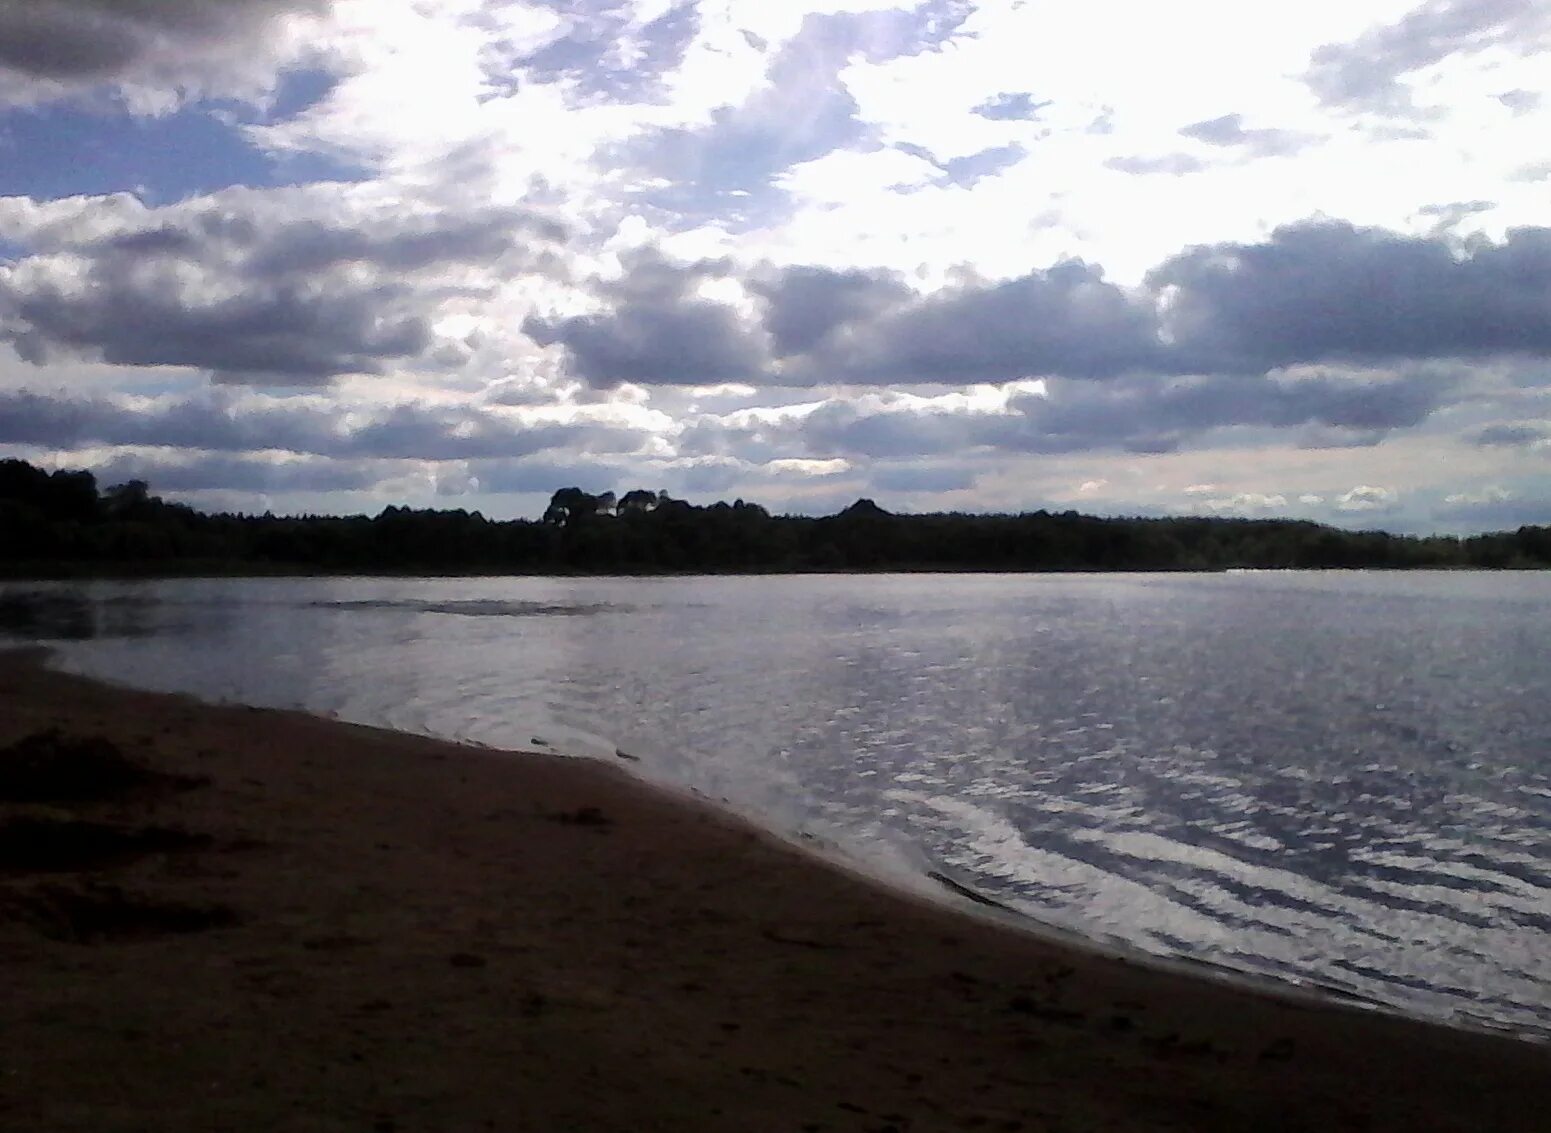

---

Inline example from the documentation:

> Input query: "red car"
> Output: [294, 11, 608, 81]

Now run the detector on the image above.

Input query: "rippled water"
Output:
[3, 571, 1549, 1038]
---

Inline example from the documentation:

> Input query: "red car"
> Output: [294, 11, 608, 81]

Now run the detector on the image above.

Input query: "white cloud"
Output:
[1444, 484, 1513, 506]
[1337, 484, 1400, 512]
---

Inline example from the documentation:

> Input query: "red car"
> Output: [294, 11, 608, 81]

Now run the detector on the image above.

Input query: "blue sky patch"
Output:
[0, 69, 361, 205]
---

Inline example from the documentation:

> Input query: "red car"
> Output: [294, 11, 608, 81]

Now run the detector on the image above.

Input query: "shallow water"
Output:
[3, 571, 1549, 1037]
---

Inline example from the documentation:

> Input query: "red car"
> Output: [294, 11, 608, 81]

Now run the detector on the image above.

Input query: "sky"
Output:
[0, 0, 1549, 533]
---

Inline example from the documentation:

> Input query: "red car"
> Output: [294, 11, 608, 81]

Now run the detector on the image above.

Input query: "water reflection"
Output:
[0, 588, 165, 641]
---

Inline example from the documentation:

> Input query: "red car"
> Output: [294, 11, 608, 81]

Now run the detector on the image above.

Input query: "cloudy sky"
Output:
[1, 0, 1549, 532]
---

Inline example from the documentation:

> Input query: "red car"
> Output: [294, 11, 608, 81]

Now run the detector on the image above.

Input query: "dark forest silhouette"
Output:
[2, 458, 1548, 577]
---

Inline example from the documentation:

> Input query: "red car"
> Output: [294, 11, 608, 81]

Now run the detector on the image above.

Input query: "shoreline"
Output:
[37, 638, 1541, 1050]
[6, 565, 1548, 583]
[1, 649, 1547, 1131]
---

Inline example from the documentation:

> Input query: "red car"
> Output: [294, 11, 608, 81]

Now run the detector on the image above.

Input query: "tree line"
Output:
[2, 458, 1548, 577]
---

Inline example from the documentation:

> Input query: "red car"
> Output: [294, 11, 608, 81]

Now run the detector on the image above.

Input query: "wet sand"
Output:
[1, 648, 1546, 1132]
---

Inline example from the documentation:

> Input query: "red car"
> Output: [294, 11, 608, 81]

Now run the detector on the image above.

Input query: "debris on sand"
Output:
[0, 729, 201, 804]
[0, 880, 237, 943]
[0, 816, 211, 873]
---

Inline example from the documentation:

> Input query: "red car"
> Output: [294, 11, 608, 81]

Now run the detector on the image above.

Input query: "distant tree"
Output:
[840, 498, 890, 517]
[543, 487, 598, 526]
[619, 488, 658, 514]
[104, 479, 152, 519]
[3, 455, 1549, 578]
[0, 460, 100, 523]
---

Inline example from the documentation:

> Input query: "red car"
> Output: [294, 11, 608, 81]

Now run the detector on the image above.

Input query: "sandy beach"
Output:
[0, 648, 1546, 1132]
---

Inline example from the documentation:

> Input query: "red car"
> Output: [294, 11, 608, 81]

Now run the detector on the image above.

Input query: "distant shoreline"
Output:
[1, 648, 1547, 1131]
[7, 458, 1550, 577]
[3, 561, 1544, 582]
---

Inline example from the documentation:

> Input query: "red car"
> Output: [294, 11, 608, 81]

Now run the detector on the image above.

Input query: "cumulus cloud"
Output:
[749, 265, 912, 357]
[530, 221, 1551, 395]
[0, 0, 336, 111]
[522, 248, 766, 388]
[1150, 221, 1551, 373]
[792, 262, 1162, 385]
[0, 388, 647, 463]
[1443, 484, 1514, 506]
[1305, 0, 1551, 117]
[1182, 491, 1290, 516]
[1336, 485, 1400, 513]
[986, 369, 1448, 456]
[0, 188, 568, 383]
[677, 363, 1450, 469]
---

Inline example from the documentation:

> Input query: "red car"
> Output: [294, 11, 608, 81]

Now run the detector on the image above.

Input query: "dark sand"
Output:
[1, 649, 1546, 1132]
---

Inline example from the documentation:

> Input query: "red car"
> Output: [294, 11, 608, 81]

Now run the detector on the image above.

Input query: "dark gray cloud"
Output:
[533, 222, 1551, 393]
[1417, 199, 1495, 232]
[749, 265, 911, 357]
[673, 416, 778, 463]
[871, 463, 978, 493]
[1178, 113, 1316, 158]
[1118, 370, 1448, 434]
[543, 255, 1162, 390]
[800, 261, 1163, 385]
[523, 249, 765, 387]
[676, 460, 744, 496]
[796, 400, 973, 458]
[468, 456, 634, 495]
[523, 302, 763, 388]
[614, 0, 973, 228]
[986, 372, 1447, 456]
[774, 366, 1453, 464]
[1305, 0, 1551, 116]
[0, 194, 566, 383]
[972, 91, 1050, 121]
[0, 0, 332, 105]
[6, 268, 426, 384]
[240, 207, 570, 276]
[1105, 153, 1205, 176]
[1150, 221, 1551, 373]
[0, 389, 644, 462]
[479, 1, 700, 105]
[1471, 422, 1549, 446]
[90, 451, 380, 495]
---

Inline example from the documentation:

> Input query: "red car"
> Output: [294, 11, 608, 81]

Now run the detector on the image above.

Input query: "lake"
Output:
[2, 570, 1548, 1038]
